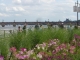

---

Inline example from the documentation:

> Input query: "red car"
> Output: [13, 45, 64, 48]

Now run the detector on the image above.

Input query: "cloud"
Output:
[18, 7, 25, 11]
[40, 0, 55, 4]
[0, 3, 5, 6]
[12, 7, 18, 11]
[0, 0, 76, 22]
[12, 0, 55, 6]
[5, 6, 25, 12]
[66, 0, 74, 3]
[0, 13, 9, 17]
[5, 7, 12, 12]
[12, 0, 21, 4]
[22, 0, 33, 4]
[15, 14, 21, 16]
[12, 0, 33, 5]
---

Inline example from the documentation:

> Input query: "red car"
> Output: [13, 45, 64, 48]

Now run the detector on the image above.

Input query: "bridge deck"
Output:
[0, 22, 78, 25]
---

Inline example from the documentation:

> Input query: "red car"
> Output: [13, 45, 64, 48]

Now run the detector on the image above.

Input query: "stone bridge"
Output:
[0, 21, 79, 27]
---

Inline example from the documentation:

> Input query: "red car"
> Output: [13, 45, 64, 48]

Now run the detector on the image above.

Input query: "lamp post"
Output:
[76, 0, 79, 26]
[73, 0, 80, 26]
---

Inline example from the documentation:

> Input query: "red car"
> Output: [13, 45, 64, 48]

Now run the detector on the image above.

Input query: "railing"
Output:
[0, 30, 15, 37]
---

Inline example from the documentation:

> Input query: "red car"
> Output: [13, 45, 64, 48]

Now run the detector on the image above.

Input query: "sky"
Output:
[0, 0, 79, 22]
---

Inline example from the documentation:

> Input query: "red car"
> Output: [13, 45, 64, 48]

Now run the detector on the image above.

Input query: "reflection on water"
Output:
[0, 25, 75, 37]
[0, 25, 74, 30]
[0, 25, 48, 30]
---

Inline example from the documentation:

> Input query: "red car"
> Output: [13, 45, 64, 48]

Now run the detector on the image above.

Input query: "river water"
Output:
[0, 25, 74, 30]
[0, 25, 75, 37]
[0, 25, 48, 30]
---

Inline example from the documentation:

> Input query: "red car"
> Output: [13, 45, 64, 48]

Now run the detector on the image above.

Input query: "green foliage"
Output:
[74, 25, 78, 29]
[9, 32, 23, 50]
[1, 27, 80, 59]
[0, 38, 9, 59]
[20, 30, 40, 50]
[9, 28, 80, 50]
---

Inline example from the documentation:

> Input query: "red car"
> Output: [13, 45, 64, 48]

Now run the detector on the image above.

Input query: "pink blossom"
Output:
[0, 55, 4, 60]
[20, 48, 27, 52]
[55, 46, 60, 52]
[70, 50, 74, 54]
[52, 50, 56, 54]
[15, 54, 20, 58]
[37, 53, 42, 58]
[27, 50, 34, 57]
[16, 54, 28, 59]
[70, 46, 75, 54]
[62, 53, 66, 56]
[72, 39, 76, 42]
[19, 51, 24, 54]
[18, 55, 25, 59]
[70, 46, 75, 50]
[10, 47, 16, 52]
[61, 43, 66, 48]
[36, 44, 40, 49]
[57, 43, 66, 51]
[23, 55, 28, 58]
[42, 42, 46, 47]
[50, 40, 57, 45]
[41, 43, 47, 50]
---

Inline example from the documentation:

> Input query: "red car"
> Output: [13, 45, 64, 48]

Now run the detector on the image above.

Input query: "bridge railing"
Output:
[0, 30, 16, 37]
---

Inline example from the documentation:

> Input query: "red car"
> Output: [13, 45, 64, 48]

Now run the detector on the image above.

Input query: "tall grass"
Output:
[1, 27, 80, 59]
[9, 28, 80, 50]
[9, 32, 23, 50]
[0, 38, 9, 59]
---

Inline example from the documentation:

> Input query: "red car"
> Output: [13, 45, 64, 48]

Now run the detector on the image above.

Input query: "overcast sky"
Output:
[0, 0, 79, 22]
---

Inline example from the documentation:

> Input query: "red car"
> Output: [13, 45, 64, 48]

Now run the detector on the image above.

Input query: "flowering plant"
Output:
[9, 39, 80, 60]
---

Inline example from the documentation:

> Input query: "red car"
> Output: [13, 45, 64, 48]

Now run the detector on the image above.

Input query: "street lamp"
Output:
[73, 0, 80, 26]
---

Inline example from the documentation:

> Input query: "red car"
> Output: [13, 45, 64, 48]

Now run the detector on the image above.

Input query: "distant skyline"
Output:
[0, 0, 80, 22]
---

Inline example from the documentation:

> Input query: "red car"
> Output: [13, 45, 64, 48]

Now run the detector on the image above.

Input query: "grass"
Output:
[8, 27, 80, 50]
[0, 27, 80, 59]
[0, 38, 9, 59]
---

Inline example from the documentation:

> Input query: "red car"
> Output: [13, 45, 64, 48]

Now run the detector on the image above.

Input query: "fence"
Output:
[0, 30, 15, 37]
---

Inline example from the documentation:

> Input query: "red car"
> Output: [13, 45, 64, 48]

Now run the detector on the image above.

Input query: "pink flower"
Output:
[70, 46, 75, 50]
[18, 55, 25, 59]
[16, 54, 28, 59]
[20, 48, 27, 52]
[62, 53, 66, 56]
[27, 50, 34, 56]
[19, 51, 24, 54]
[23, 55, 28, 58]
[0, 55, 4, 60]
[36, 44, 40, 49]
[70, 46, 75, 54]
[37, 53, 42, 58]
[52, 50, 56, 54]
[43, 42, 46, 47]
[41, 42, 47, 50]
[55, 46, 60, 52]
[50, 40, 57, 45]
[52, 41, 57, 45]
[70, 50, 74, 54]
[15, 54, 20, 58]
[61, 43, 66, 48]
[10, 47, 16, 52]
[72, 39, 76, 42]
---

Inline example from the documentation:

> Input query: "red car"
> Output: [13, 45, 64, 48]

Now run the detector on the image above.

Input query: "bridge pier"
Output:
[13, 23, 16, 27]
[1, 20, 5, 27]
[2, 24, 5, 27]
[13, 20, 16, 27]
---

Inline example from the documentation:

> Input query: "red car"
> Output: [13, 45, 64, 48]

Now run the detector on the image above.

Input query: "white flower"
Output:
[37, 46, 40, 49]
[37, 53, 42, 58]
